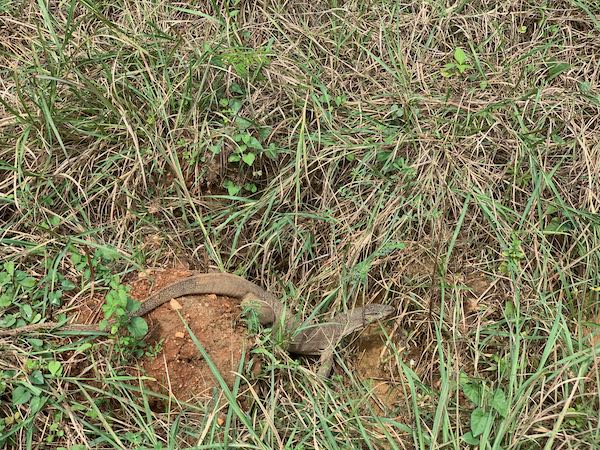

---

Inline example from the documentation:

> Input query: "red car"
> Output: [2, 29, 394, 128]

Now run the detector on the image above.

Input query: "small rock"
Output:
[170, 299, 183, 310]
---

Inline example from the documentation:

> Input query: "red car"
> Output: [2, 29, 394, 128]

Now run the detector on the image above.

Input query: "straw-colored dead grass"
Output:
[1, 0, 599, 448]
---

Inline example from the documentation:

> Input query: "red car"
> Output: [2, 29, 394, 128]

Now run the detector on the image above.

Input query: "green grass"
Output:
[1, 0, 600, 448]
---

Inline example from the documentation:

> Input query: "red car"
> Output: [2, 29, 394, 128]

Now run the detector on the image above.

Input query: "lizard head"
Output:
[361, 304, 396, 322]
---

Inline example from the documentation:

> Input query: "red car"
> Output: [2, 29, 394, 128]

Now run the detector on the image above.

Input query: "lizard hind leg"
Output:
[240, 292, 298, 354]
[317, 348, 336, 378]
[240, 293, 276, 327]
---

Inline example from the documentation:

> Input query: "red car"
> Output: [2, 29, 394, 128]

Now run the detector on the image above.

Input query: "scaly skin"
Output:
[286, 304, 395, 355]
[133, 273, 284, 324]
[0, 273, 395, 358]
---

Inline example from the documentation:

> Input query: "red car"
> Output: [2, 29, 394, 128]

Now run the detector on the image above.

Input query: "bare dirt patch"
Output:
[355, 326, 402, 414]
[353, 267, 507, 417]
[127, 269, 253, 405]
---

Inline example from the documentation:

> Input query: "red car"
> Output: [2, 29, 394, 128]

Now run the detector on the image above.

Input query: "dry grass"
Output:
[1, 0, 599, 448]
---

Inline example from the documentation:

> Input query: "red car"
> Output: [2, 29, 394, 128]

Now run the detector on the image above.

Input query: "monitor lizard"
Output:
[0, 272, 395, 376]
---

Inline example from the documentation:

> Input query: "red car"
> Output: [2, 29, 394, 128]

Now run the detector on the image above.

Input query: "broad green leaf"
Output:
[544, 218, 573, 234]
[0, 293, 12, 307]
[454, 47, 467, 65]
[230, 83, 244, 95]
[440, 67, 453, 78]
[126, 298, 141, 314]
[223, 180, 241, 196]
[462, 431, 480, 445]
[70, 251, 82, 266]
[243, 183, 257, 193]
[12, 385, 32, 405]
[118, 289, 128, 304]
[61, 279, 76, 291]
[233, 62, 247, 77]
[27, 338, 44, 348]
[235, 116, 252, 130]
[47, 361, 62, 376]
[227, 184, 241, 195]
[19, 277, 36, 288]
[4, 261, 15, 276]
[246, 136, 263, 150]
[242, 152, 256, 166]
[29, 394, 45, 411]
[470, 407, 489, 437]
[0, 314, 16, 328]
[209, 144, 222, 155]
[29, 370, 44, 385]
[579, 81, 591, 93]
[491, 388, 508, 417]
[462, 381, 482, 406]
[265, 143, 279, 159]
[25, 360, 38, 370]
[127, 317, 148, 338]
[504, 300, 515, 319]
[48, 290, 62, 306]
[547, 62, 570, 81]
[230, 99, 242, 114]
[258, 125, 272, 140]
[21, 304, 33, 320]
[457, 63, 471, 74]
[98, 247, 120, 261]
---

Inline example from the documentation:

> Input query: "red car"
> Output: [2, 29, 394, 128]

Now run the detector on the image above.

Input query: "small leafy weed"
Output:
[499, 234, 525, 274]
[69, 245, 147, 340]
[460, 373, 509, 446]
[212, 94, 285, 197]
[441, 47, 472, 78]
[375, 151, 416, 178]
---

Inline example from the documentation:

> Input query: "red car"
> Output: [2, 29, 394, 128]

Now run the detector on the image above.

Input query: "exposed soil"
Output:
[73, 268, 410, 409]
[355, 327, 402, 414]
[353, 268, 505, 418]
[127, 269, 253, 405]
